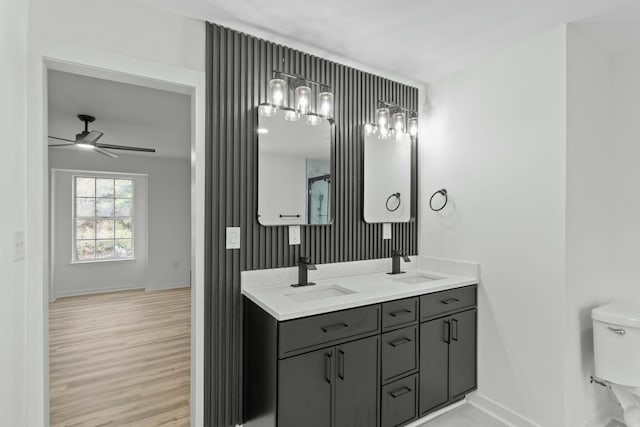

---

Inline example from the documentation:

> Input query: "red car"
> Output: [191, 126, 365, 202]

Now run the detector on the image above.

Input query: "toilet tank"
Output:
[593, 302, 640, 387]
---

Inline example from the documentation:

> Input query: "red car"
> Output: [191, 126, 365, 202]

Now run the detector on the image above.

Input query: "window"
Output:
[73, 176, 134, 262]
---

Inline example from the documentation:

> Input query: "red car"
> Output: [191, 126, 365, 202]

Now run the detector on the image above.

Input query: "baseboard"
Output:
[469, 393, 543, 427]
[51, 283, 146, 300]
[145, 282, 191, 291]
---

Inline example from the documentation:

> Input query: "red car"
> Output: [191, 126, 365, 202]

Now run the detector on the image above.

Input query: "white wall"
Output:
[49, 150, 191, 297]
[565, 26, 615, 427]
[0, 0, 29, 425]
[422, 27, 568, 427]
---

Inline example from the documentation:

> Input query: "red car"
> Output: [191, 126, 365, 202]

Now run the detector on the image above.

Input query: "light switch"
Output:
[13, 231, 25, 262]
[383, 223, 392, 240]
[289, 226, 301, 245]
[226, 227, 241, 249]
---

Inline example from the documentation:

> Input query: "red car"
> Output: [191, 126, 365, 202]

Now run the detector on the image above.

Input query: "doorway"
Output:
[26, 48, 206, 427]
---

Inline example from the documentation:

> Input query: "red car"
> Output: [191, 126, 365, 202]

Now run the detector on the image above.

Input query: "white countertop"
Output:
[242, 256, 479, 321]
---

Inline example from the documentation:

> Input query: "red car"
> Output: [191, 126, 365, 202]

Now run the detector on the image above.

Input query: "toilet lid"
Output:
[592, 302, 640, 328]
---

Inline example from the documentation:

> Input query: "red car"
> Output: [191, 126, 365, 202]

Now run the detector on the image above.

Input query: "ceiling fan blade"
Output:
[94, 146, 119, 159]
[96, 143, 156, 153]
[80, 130, 104, 145]
[48, 136, 76, 146]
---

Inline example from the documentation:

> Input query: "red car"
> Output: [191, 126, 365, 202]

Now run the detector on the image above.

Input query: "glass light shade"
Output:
[258, 103, 276, 117]
[284, 109, 300, 122]
[306, 114, 322, 126]
[376, 107, 390, 131]
[295, 85, 312, 115]
[318, 91, 334, 118]
[269, 78, 286, 107]
[409, 116, 419, 137]
[378, 126, 389, 140]
[393, 112, 406, 132]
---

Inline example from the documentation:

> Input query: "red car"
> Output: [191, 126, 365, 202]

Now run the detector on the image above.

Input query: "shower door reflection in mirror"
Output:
[258, 108, 333, 225]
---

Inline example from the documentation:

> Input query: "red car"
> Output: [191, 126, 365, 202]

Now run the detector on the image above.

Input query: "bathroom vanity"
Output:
[242, 262, 478, 427]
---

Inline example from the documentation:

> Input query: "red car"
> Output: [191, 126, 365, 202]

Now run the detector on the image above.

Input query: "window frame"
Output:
[71, 174, 136, 264]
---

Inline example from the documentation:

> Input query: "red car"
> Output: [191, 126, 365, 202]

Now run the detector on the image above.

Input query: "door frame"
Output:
[26, 44, 206, 427]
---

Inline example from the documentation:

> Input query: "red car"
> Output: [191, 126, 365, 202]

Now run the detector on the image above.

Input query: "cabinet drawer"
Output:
[381, 325, 418, 384]
[279, 305, 381, 358]
[420, 285, 476, 320]
[381, 374, 418, 427]
[382, 297, 418, 332]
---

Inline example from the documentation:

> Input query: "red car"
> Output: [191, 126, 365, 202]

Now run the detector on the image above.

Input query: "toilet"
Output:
[593, 302, 640, 427]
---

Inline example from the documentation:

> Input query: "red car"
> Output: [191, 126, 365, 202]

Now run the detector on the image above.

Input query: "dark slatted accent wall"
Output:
[205, 23, 419, 427]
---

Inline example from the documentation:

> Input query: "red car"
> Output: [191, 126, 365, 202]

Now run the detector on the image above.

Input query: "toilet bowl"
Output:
[593, 302, 640, 426]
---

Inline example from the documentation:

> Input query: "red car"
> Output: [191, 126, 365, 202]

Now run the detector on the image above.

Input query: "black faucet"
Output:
[389, 250, 411, 275]
[291, 256, 317, 287]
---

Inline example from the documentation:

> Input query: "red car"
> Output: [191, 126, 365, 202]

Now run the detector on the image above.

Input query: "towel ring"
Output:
[429, 189, 448, 212]
[386, 192, 401, 212]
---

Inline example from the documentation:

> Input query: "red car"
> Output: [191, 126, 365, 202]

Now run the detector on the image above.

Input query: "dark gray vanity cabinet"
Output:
[277, 335, 380, 427]
[244, 300, 381, 427]
[419, 286, 478, 416]
[244, 284, 477, 427]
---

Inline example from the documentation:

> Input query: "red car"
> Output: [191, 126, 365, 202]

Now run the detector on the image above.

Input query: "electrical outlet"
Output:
[226, 227, 241, 249]
[13, 231, 25, 262]
[289, 226, 301, 245]
[383, 223, 392, 240]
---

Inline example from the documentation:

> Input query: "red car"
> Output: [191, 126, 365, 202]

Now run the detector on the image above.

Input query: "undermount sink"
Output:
[285, 285, 356, 303]
[393, 273, 444, 285]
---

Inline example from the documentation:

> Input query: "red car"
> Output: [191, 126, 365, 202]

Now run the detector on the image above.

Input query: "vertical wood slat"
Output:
[205, 22, 419, 427]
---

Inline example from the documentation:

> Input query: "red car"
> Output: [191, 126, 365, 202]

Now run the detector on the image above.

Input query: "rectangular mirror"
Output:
[258, 109, 333, 225]
[363, 131, 413, 223]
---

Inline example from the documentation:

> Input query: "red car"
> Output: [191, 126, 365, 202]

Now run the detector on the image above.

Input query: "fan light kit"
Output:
[48, 115, 156, 158]
[365, 101, 418, 142]
[258, 70, 334, 125]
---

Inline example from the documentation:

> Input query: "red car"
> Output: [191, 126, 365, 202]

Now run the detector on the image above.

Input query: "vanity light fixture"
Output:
[368, 101, 418, 141]
[259, 70, 334, 127]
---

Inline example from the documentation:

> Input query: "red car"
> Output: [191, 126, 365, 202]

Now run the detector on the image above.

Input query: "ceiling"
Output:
[140, 0, 639, 83]
[48, 70, 191, 159]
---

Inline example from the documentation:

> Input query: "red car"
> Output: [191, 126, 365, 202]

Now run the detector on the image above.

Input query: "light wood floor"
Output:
[49, 288, 191, 427]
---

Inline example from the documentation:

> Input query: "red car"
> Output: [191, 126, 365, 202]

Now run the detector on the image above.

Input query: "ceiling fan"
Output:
[48, 114, 156, 158]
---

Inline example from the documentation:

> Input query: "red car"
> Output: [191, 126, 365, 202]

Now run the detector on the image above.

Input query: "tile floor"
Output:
[417, 404, 508, 427]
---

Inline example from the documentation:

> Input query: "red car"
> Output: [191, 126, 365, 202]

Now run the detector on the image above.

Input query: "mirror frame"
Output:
[361, 126, 418, 223]
[255, 106, 336, 227]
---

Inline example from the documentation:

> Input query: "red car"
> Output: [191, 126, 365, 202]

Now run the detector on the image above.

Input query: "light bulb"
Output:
[269, 78, 286, 107]
[318, 91, 333, 118]
[376, 107, 390, 131]
[409, 116, 418, 137]
[295, 85, 311, 115]
[284, 109, 300, 122]
[393, 112, 406, 132]
[307, 114, 321, 126]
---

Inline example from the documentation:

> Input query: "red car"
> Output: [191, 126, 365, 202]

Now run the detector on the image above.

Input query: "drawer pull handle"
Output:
[390, 386, 412, 398]
[609, 327, 626, 336]
[389, 337, 412, 347]
[451, 319, 459, 342]
[325, 352, 333, 384]
[322, 323, 348, 333]
[390, 309, 412, 317]
[441, 298, 460, 305]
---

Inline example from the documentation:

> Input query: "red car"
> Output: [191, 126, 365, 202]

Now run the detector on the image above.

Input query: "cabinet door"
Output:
[449, 309, 477, 398]
[419, 317, 450, 414]
[278, 348, 333, 427]
[334, 336, 380, 427]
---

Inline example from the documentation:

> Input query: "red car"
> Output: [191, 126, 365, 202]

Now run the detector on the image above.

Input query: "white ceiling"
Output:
[48, 70, 191, 159]
[140, 0, 639, 83]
